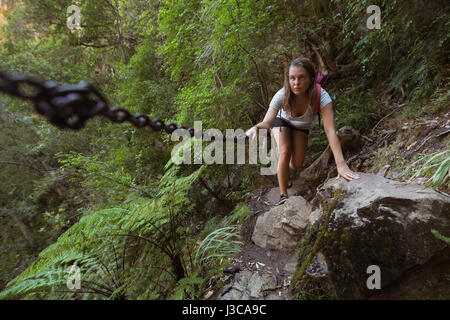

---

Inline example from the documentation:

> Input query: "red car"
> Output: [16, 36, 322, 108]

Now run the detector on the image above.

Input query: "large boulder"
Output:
[251, 196, 313, 251]
[290, 172, 450, 299]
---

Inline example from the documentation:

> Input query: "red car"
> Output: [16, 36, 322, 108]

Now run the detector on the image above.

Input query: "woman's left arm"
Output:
[320, 103, 360, 181]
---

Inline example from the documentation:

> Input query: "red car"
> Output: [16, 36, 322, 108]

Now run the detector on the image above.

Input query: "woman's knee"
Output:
[278, 149, 291, 162]
[290, 159, 304, 169]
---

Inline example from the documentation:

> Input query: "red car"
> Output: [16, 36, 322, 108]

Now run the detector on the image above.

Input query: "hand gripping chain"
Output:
[0, 71, 263, 144]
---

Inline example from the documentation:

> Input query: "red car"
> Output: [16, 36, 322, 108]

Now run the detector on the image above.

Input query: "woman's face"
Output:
[289, 66, 311, 96]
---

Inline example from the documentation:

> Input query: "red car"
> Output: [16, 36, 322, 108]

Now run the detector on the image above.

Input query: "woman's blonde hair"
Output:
[282, 57, 318, 116]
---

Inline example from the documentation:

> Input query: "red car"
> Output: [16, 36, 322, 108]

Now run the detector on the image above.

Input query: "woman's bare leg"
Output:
[289, 130, 308, 171]
[271, 127, 292, 195]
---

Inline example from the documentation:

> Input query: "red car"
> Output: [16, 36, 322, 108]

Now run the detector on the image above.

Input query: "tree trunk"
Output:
[173, 253, 186, 281]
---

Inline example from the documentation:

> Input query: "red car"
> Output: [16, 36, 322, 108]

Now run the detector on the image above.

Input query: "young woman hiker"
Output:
[246, 57, 360, 205]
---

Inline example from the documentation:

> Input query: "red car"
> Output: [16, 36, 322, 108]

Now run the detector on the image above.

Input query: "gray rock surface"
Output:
[323, 173, 449, 231]
[251, 196, 313, 251]
[217, 194, 313, 301]
[292, 172, 450, 299]
[220, 270, 283, 300]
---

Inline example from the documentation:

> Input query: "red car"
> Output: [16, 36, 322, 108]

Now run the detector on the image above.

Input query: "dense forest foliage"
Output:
[0, 0, 448, 299]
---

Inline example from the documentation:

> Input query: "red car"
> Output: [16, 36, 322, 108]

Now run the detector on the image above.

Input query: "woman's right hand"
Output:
[245, 126, 258, 140]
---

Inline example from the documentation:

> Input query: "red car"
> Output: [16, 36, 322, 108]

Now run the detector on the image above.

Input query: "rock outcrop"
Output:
[251, 196, 313, 251]
[291, 172, 450, 299]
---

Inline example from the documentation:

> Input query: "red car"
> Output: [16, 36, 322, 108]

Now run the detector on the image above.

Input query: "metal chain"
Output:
[0, 71, 260, 143]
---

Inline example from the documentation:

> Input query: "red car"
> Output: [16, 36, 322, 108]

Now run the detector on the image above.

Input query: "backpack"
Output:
[313, 71, 329, 127]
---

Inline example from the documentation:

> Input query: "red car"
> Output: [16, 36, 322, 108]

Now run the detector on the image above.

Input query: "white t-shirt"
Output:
[269, 87, 332, 130]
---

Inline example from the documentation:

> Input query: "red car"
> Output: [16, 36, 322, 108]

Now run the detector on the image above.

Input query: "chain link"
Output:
[0, 71, 265, 144]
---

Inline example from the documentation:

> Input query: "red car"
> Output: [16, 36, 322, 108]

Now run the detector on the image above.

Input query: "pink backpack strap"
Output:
[314, 83, 322, 115]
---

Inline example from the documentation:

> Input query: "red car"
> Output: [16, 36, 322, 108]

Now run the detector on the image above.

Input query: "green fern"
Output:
[170, 270, 205, 300]
[194, 226, 243, 266]
[402, 149, 450, 190]
[224, 202, 252, 224]
[431, 229, 450, 245]
[0, 203, 136, 299]
[0, 158, 212, 299]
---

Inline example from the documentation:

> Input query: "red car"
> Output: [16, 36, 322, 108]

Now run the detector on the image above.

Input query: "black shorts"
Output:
[272, 117, 309, 135]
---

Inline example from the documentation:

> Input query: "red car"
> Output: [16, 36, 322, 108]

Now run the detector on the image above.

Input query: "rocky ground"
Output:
[349, 111, 450, 194]
[209, 187, 297, 300]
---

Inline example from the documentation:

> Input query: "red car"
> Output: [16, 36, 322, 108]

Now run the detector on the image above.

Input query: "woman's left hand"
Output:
[336, 163, 360, 181]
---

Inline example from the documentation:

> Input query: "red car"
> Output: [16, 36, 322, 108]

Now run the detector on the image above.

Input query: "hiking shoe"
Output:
[277, 194, 288, 205]
[287, 180, 293, 188]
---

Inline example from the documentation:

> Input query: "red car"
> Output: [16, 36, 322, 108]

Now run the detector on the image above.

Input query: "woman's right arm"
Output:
[256, 107, 279, 130]
[246, 87, 283, 138]
[246, 107, 279, 138]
